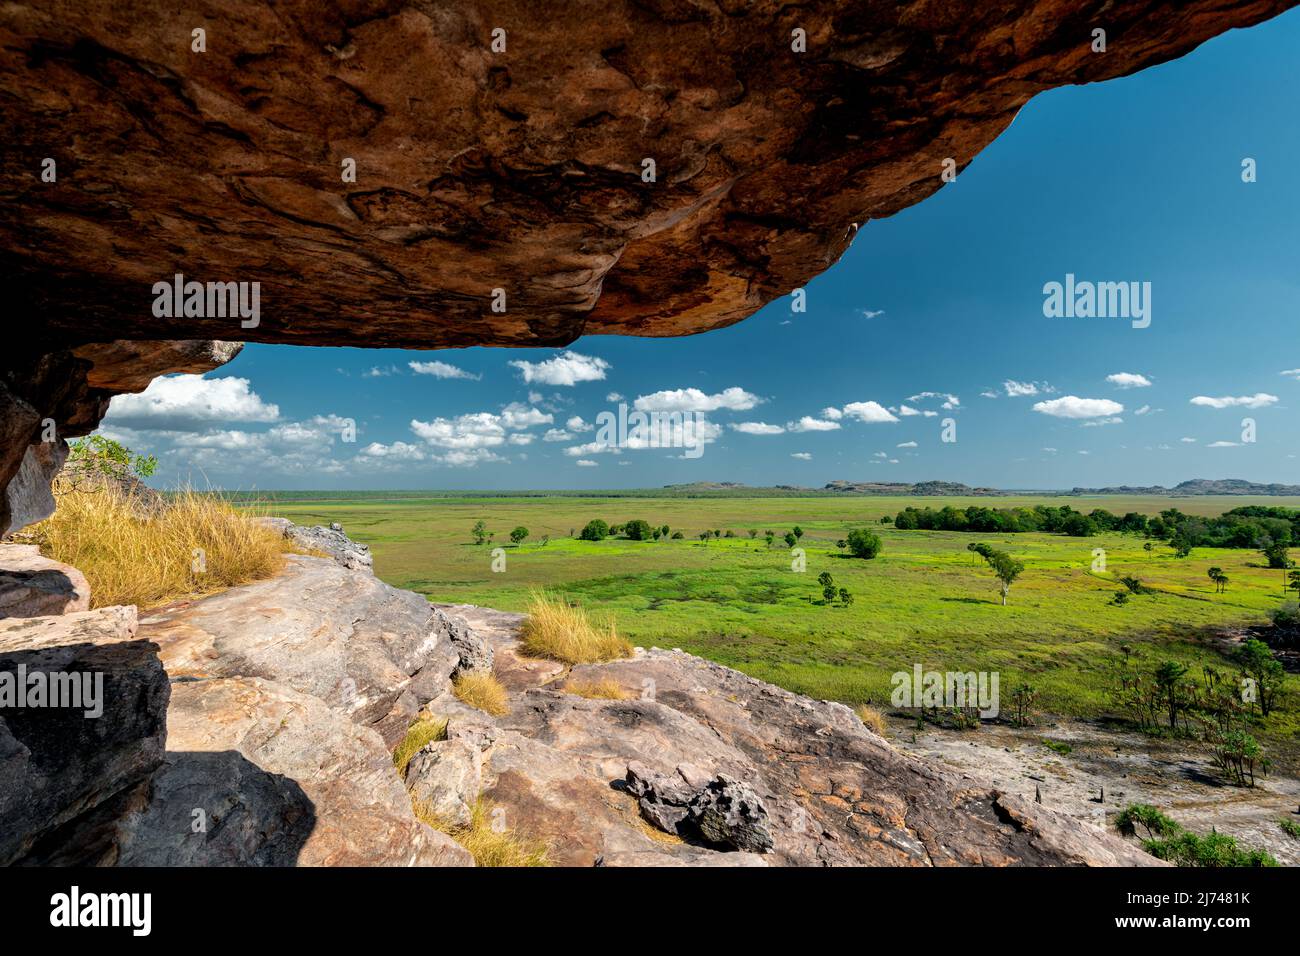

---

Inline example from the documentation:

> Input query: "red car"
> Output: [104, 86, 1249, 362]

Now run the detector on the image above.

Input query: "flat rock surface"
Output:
[899, 717, 1300, 866]
[140, 555, 462, 745]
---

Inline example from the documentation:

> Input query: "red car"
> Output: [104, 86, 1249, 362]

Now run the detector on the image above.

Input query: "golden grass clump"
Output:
[452, 670, 510, 717]
[856, 704, 888, 737]
[33, 485, 286, 609]
[412, 798, 548, 867]
[519, 589, 634, 664]
[392, 714, 449, 777]
[564, 676, 631, 700]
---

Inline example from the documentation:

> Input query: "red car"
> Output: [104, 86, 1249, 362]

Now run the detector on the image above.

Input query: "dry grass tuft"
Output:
[392, 714, 449, 777]
[452, 670, 509, 717]
[519, 589, 634, 664]
[564, 676, 631, 700]
[33, 485, 286, 609]
[412, 798, 549, 867]
[856, 704, 888, 737]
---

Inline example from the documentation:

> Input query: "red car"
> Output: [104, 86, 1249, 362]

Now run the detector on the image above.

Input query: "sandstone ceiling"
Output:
[0, 0, 1295, 532]
[3, 0, 1295, 353]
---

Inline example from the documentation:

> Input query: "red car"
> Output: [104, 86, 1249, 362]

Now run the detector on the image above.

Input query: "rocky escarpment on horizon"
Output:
[2, 522, 1160, 866]
[1, 0, 1296, 531]
[1070, 479, 1300, 496]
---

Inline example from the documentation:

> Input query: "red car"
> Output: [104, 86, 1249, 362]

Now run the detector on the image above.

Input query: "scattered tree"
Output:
[623, 519, 654, 541]
[471, 520, 490, 545]
[579, 519, 609, 541]
[845, 528, 882, 559]
[509, 526, 529, 546]
[984, 550, 1024, 606]
[1238, 639, 1283, 717]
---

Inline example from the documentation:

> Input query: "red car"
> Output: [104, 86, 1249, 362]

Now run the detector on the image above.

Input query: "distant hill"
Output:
[822, 480, 1012, 496]
[1069, 478, 1300, 496]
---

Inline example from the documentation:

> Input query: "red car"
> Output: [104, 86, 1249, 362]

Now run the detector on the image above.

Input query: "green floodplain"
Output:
[241, 492, 1300, 743]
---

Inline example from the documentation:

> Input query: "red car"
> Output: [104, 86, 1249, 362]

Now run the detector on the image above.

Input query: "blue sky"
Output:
[106, 10, 1300, 491]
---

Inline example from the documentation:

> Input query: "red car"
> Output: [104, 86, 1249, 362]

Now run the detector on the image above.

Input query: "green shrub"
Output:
[623, 519, 654, 540]
[579, 519, 609, 541]
[845, 528, 882, 559]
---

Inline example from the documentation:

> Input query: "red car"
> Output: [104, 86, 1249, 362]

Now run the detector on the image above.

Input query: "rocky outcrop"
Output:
[77, 676, 471, 866]
[406, 738, 482, 829]
[260, 517, 375, 573]
[0, 543, 90, 618]
[1, 522, 1162, 866]
[4, 0, 1293, 350]
[0, 341, 237, 535]
[0, 605, 168, 865]
[139, 555, 471, 747]
[0, 2, 1294, 524]
[626, 762, 775, 852]
[422, 604, 1159, 866]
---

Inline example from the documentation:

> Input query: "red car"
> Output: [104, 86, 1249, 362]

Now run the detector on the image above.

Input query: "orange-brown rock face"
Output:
[0, 1, 1294, 531]
[2, 0, 1295, 351]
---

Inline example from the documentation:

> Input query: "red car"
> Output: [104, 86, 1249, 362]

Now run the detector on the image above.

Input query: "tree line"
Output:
[894, 504, 1297, 559]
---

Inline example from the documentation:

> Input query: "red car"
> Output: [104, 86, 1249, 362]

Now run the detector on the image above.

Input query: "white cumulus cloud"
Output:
[731, 422, 785, 435]
[408, 360, 481, 381]
[1189, 393, 1278, 409]
[105, 375, 280, 431]
[1032, 396, 1124, 419]
[633, 386, 760, 413]
[841, 401, 900, 423]
[509, 351, 610, 386]
[1106, 372, 1152, 389]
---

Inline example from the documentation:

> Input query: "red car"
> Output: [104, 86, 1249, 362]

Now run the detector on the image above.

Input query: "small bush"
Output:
[1279, 818, 1300, 840]
[1143, 831, 1278, 868]
[856, 704, 887, 736]
[392, 714, 448, 777]
[564, 677, 630, 700]
[35, 484, 286, 609]
[579, 519, 609, 541]
[1115, 803, 1277, 866]
[453, 671, 509, 717]
[1271, 601, 1300, 628]
[519, 590, 634, 664]
[1115, 803, 1181, 840]
[845, 528, 882, 559]
[413, 798, 548, 867]
[1041, 738, 1072, 756]
[623, 519, 654, 540]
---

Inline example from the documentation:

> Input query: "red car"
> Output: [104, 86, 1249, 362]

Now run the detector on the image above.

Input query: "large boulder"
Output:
[71, 676, 471, 867]
[0, 605, 168, 865]
[0, 542, 90, 618]
[139, 554, 464, 747]
[405, 739, 483, 829]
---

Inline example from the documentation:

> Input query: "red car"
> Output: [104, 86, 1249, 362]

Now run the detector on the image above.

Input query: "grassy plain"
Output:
[247, 493, 1300, 737]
